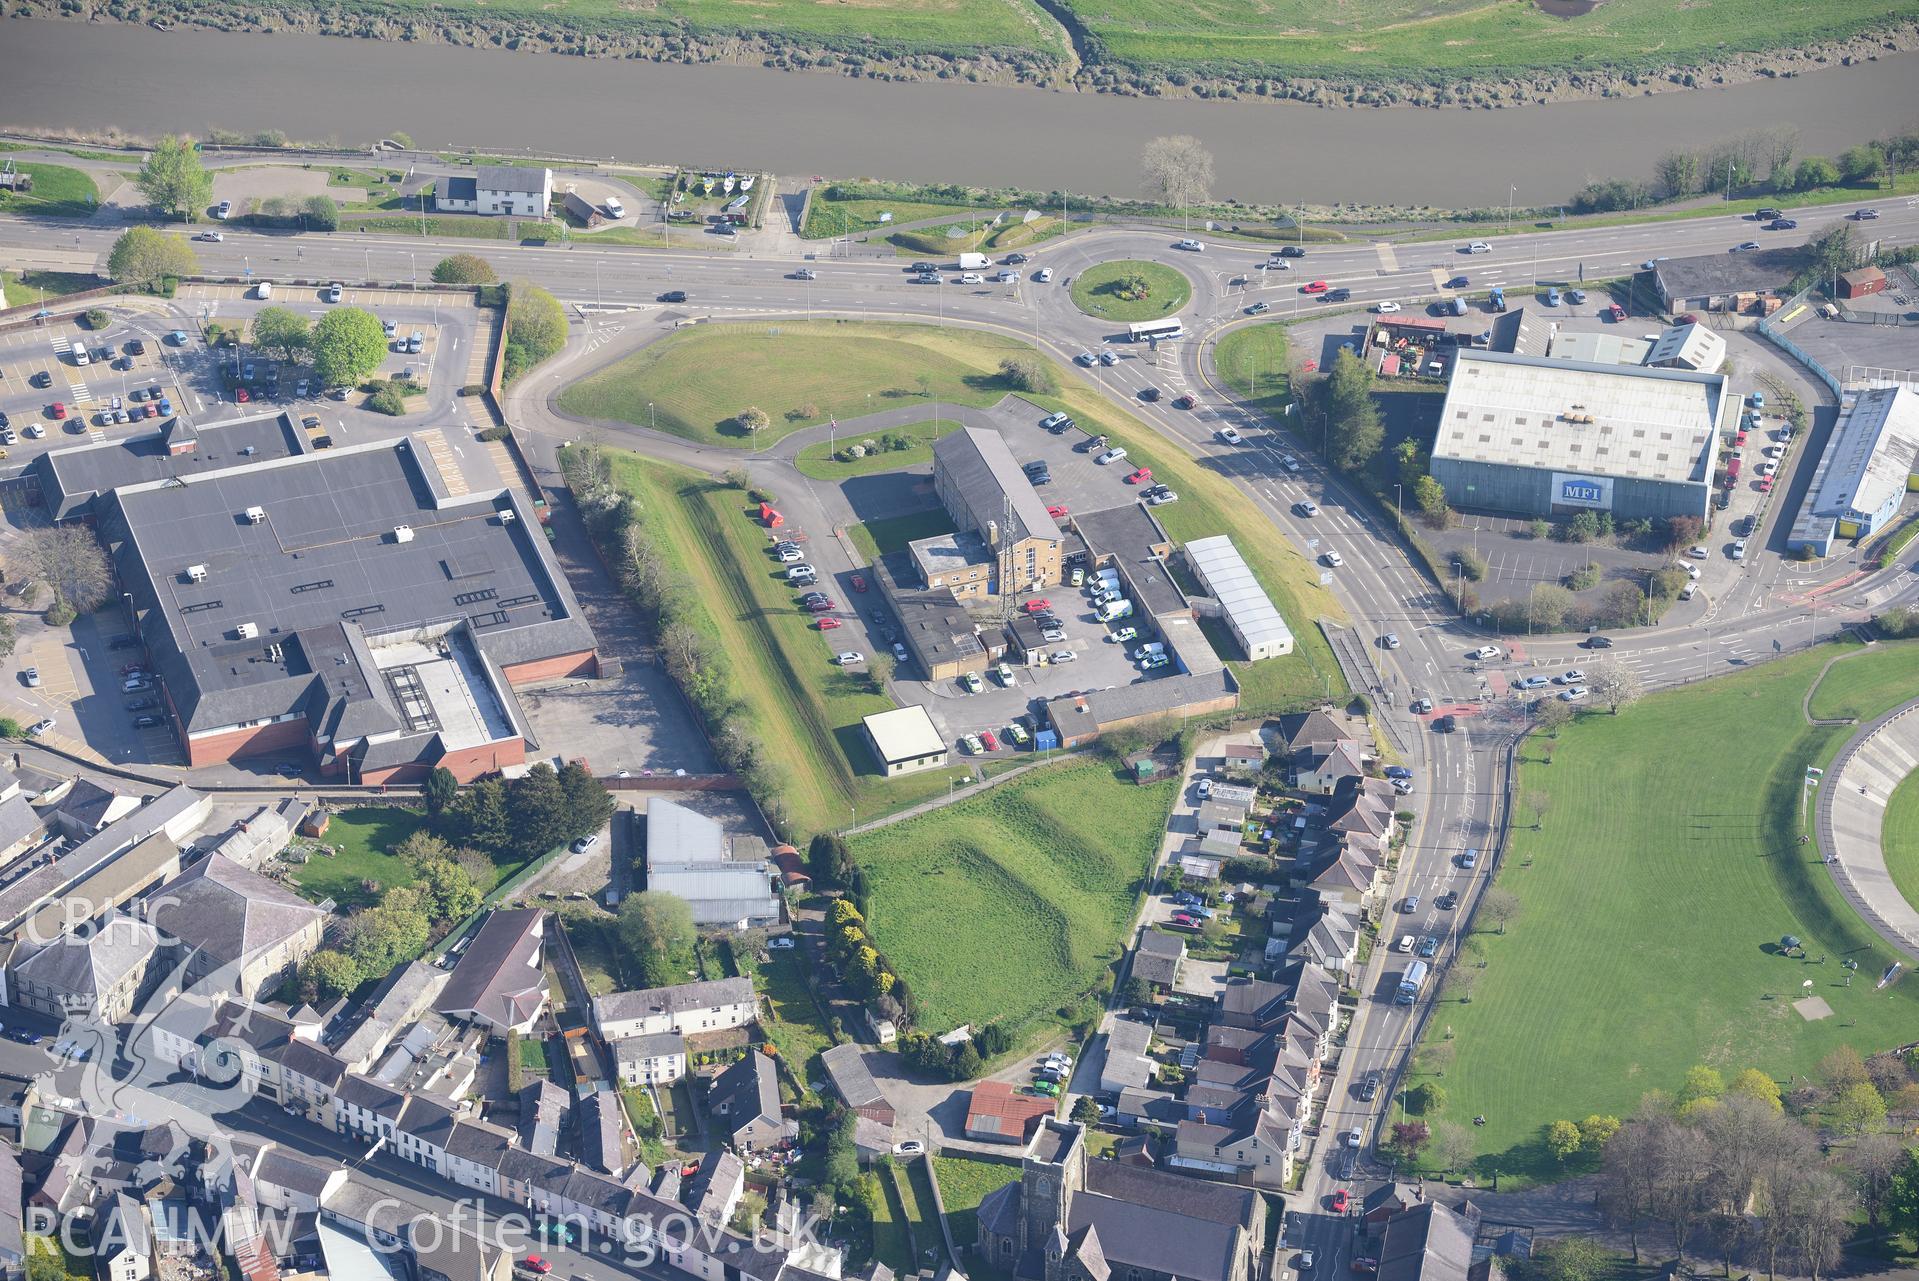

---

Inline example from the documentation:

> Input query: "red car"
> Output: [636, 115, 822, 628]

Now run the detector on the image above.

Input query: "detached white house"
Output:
[435, 166, 553, 217]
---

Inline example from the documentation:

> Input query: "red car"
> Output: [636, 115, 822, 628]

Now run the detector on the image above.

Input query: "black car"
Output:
[1139, 387, 1161, 402]
[30, 371, 51, 389]
[125, 697, 158, 711]
[1437, 891, 1459, 910]
[134, 715, 164, 729]
[1004, 252, 1029, 265]
[1583, 635, 1615, 649]
[0, 412, 8, 430]
[127, 339, 146, 355]
[1358, 1071, 1382, 1101]
[1277, 245, 1306, 258]
[1325, 287, 1351, 302]
[1769, 218, 1798, 230]
[1433, 715, 1457, 733]
[908, 262, 938, 274]
[658, 290, 688, 303]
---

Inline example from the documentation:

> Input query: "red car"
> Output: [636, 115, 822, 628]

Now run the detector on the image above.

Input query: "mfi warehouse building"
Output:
[1429, 350, 1731, 523]
[1786, 385, 1919, 557]
[73, 422, 598, 780]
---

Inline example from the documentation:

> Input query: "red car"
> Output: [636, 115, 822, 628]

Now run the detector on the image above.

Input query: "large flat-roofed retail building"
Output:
[1786, 385, 1919, 557]
[93, 429, 598, 780]
[1428, 349, 1729, 523]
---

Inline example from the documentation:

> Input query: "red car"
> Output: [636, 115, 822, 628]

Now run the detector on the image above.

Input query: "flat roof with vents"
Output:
[1433, 349, 1727, 486]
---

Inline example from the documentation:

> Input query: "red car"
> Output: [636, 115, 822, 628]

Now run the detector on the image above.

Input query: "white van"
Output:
[71, 345, 90, 366]
[255, 281, 273, 299]
[1098, 599, 1134, 623]
[603, 196, 626, 219]
[1132, 642, 1165, 660]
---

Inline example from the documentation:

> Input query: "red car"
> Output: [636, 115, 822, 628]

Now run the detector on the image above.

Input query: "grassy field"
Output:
[0, 163, 99, 219]
[1, 271, 103, 309]
[1422, 640, 1919, 1184]
[795, 419, 960, 480]
[1882, 771, 1919, 920]
[851, 758, 1173, 1034]
[1807, 651, 1915, 720]
[292, 807, 428, 908]
[803, 197, 980, 240]
[1214, 322, 1292, 420]
[557, 323, 1039, 449]
[1069, 260, 1193, 324]
[553, 908, 625, 995]
[932, 1155, 1021, 1247]
[1057, 0, 1911, 79]
[594, 449, 966, 836]
[755, 951, 836, 1088]
[847, 511, 960, 565]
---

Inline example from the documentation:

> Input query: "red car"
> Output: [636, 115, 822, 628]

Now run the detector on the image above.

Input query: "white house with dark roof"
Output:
[434, 166, 553, 217]
[593, 976, 756, 1042]
[96, 1192, 152, 1281]
[613, 1031, 687, 1086]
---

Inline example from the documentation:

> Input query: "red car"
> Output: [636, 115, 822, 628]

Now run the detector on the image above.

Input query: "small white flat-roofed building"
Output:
[862, 705, 949, 777]
[1787, 385, 1919, 557]
[1183, 536, 1294, 661]
[1644, 321, 1727, 373]
[1429, 348, 1727, 523]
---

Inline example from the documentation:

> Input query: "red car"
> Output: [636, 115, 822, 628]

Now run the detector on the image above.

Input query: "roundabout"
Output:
[1817, 696, 1919, 961]
[1067, 258, 1193, 324]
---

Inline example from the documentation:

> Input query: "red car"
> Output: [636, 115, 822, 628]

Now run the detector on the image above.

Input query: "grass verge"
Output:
[1214, 322, 1292, 420]
[756, 951, 835, 1089]
[2, 271, 103, 309]
[1422, 640, 1919, 1184]
[851, 758, 1173, 1034]
[932, 1155, 1021, 1248]
[1069, 260, 1194, 324]
[339, 213, 512, 239]
[0, 163, 99, 219]
[794, 418, 961, 480]
[846, 511, 959, 565]
[1882, 770, 1919, 925]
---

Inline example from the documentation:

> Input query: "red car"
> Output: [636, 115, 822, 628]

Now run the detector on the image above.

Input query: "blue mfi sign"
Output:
[1551, 472, 1614, 510]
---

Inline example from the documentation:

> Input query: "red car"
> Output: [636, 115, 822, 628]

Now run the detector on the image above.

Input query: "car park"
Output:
[26, 718, 53, 738]
[1040, 411, 1071, 430]
[50, 402, 66, 419]
[1049, 649, 1077, 663]
[22, 424, 43, 439]
[326, 283, 344, 303]
[1124, 468, 1152, 485]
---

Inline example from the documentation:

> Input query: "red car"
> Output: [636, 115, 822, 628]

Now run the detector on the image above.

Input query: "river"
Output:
[0, 16, 1907, 207]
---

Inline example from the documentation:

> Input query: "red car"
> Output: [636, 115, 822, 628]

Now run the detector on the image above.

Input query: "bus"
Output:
[1395, 960, 1429, 1005]
[1127, 318, 1185, 343]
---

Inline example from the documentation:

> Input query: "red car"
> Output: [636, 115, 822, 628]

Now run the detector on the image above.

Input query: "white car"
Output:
[1279, 455, 1301, 473]
[326, 283, 344, 303]
[1217, 427, 1243, 445]
[1466, 241, 1491, 254]
[1558, 686, 1589, 702]
[1321, 550, 1344, 567]
[1469, 645, 1502, 661]
[1096, 448, 1128, 465]
[214, 200, 232, 220]
[1049, 649, 1077, 663]
[23, 424, 44, 439]
[834, 652, 865, 665]
[26, 718, 53, 738]
[1731, 540, 1747, 560]
[893, 1140, 925, 1157]
[1373, 300, 1402, 314]
[776, 546, 805, 563]
[1294, 500, 1319, 518]
[1554, 669, 1586, 685]
[197, 230, 224, 242]
[1760, 462, 1778, 477]
[958, 273, 984, 284]
[1176, 239, 1204, 252]
[1035, 268, 1054, 282]
[1395, 935, 1415, 953]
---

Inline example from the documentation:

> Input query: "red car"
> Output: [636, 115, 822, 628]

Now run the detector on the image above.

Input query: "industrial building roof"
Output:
[932, 426, 1061, 548]
[1792, 385, 1919, 539]
[1645, 321, 1727, 372]
[97, 435, 592, 737]
[1433, 349, 1726, 485]
[862, 705, 947, 764]
[1184, 535, 1295, 654]
[34, 415, 306, 522]
[1548, 332, 1652, 366]
[1654, 247, 1805, 300]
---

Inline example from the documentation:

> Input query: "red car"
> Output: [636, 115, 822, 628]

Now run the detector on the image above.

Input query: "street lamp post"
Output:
[648, 402, 656, 432]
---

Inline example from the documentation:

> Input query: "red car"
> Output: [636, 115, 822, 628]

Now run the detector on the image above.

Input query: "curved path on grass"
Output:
[1814, 696, 1919, 962]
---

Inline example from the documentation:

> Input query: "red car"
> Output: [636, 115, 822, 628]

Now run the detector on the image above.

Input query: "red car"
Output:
[1302, 280, 1329, 294]
[1352, 1259, 1379, 1275]
[1172, 395, 1196, 410]
[816, 617, 841, 630]
[49, 402, 66, 420]
[1677, 312, 1700, 325]
[1331, 1189, 1350, 1213]
[805, 597, 836, 613]
[1023, 599, 1052, 614]
[1047, 505, 1069, 519]
[523, 1259, 552, 1275]
[1759, 477, 1774, 493]
[1125, 468, 1152, 485]
[236, 387, 251, 403]
[850, 575, 868, 593]
[146, 404, 160, 418]
[1734, 430, 1748, 446]
[1606, 303, 1626, 322]
[980, 729, 1000, 751]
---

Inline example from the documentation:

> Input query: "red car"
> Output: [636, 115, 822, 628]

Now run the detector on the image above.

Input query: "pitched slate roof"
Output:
[931, 425, 1061, 548]
[708, 1052, 780, 1140]
[1379, 1200, 1476, 1281]
[433, 908, 546, 1029]
[12, 913, 157, 1002]
[148, 854, 326, 968]
[1066, 1158, 1257, 1281]
[594, 976, 753, 1027]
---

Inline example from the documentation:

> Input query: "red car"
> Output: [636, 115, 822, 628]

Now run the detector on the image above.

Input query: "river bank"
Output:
[0, 17, 1910, 207]
[15, 0, 1919, 112]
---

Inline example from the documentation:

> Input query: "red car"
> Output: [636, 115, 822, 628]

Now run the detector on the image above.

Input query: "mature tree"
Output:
[504, 281, 566, 382]
[395, 831, 455, 868]
[416, 858, 483, 923]
[737, 407, 771, 436]
[1533, 695, 1573, 736]
[1866, 1051, 1913, 1095]
[1546, 1120, 1583, 1162]
[1406, 1082, 1446, 1115]
[1071, 1096, 1100, 1125]
[808, 832, 851, 888]
[1478, 886, 1521, 934]
[507, 762, 574, 855]
[1650, 1112, 1713, 1262]
[1838, 144, 1887, 184]
[136, 134, 213, 220]
[1889, 1082, 1919, 1124]
[1727, 1067, 1783, 1111]
[433, 253, 499, 285]
[1589, 660, 1642, 715]
[619, 891, 696, 987]
[1430, 1121, 1475, 1174]
[452, 778, 512, 854]
[250, 306, 310, 364]
[302, 194, 340, 231]
[298, 949, 362, 1002]
[1413, 474, 1448, 525]
[1889, 1148, 1919, 1242]
[343, 899, 431, 975]
[1579, 1114, 1621, 1149]
[16, 526, 112, 617]
[1387, 1121, 1429, 1164]
[106, 226, 198, 288]
[1527, 583, 1575, 632]
[1653, 150, 1702, 199]
[1322, 348, 1384, 473]
[309, 307, 387, 388]
[1139, 135, 1214, 223]
[1442, 966, 1478, 1002]
[1821, 1044, 1869, 1092]
[999, 355, 1057, 396]
[557, 760, 616, 847]
[1846, 1133, 1909, 1228]
[1679, 1065, 1724, 1107]
[1777, 1165, 1853, 1281]
[1599, 1113, 1664, 1262]
[1832, 1081, 1888, 1135]
[1701, 1093, 1789, 1269]
[423, 766, 459, 816]
[1792, 156, 1840, 191]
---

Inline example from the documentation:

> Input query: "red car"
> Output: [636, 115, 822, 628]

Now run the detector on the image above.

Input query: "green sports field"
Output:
[1058, 0, 1912, 79]
[851, 759, 1173, 1034]
[1423, 641, 1919, 1183]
